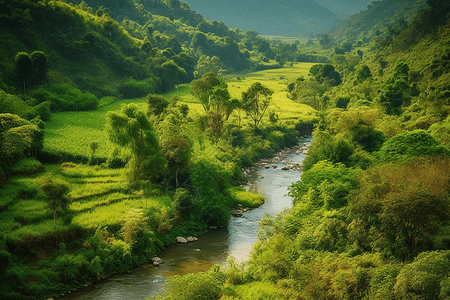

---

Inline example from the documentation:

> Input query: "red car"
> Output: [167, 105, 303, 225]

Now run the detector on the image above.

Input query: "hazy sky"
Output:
[185, 0, 374, 35]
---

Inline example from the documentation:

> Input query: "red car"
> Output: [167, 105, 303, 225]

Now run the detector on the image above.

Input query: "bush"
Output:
[9, 158, 44, 176]
[394, 251, 450, 299]
[30, 84, 99, 112]
[289, 160, 359, 209]
[151, 266, 225, 300]
[118, 78, 155, 99]
[375, 130, 450, 162]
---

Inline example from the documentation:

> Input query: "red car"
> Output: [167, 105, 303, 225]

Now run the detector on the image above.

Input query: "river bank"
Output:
[56, 136, 312, 300]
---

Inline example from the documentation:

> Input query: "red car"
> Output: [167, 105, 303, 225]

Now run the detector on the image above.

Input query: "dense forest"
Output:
[1, 0, 450, 299]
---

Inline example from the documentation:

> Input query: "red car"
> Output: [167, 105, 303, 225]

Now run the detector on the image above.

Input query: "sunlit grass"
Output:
[44, 63, 316, 162]
[72, 196, 170, 227]
[227, 63, 317, 123]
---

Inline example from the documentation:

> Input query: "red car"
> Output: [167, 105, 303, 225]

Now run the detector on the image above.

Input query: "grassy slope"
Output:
[43, 64, 316, 161]
[4, 64, 315, 244]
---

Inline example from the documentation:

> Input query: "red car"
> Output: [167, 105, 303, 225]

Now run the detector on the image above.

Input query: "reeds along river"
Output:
[57, 136, 312, 300]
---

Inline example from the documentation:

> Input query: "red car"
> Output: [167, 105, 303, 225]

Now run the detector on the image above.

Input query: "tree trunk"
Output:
[23, 81, 27, 101]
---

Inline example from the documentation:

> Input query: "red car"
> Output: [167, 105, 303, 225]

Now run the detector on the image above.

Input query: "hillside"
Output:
[2, 0, 450, 299]
[146, 1, 450, 299]
[331, 0, 428, 41]
[183, 0, 339, 36]
[316, 0, 373, 19]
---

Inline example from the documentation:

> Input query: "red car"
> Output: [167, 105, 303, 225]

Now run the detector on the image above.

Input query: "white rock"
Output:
[176, 236, 188, 244]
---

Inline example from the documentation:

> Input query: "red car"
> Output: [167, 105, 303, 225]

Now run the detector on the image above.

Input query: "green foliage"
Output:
[356, 65, 372, 83]
[118, 78, 155, 99]
[39, 173, 71, 228]
[349, 120, 386, 152]
[0, 113, 42, 169]
[147, 94, 169, 116]
[30, 84, 99, 112]
[289, 160, 359, 210]
[394, 251, 450, 299]
[121, 208, 149, 244]
[241, 82, 273, 128]
[191, 72, 221, 112]
[158, 108, 192, 187]
[229, 186, 265, 208]
[106, 103, 167, 185]
[310, 64, 342, 86]
[350, 158, 450, 260]
[194, 55, 226, 79]
[302, 130, 354, 170]
[150, 266, 225, 300]
[375, 130, 450, 162]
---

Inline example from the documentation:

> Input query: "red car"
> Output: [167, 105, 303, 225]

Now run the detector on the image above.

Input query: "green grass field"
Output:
[6, 62, 320, 241]
[43, 64, 316, 161]
[227, 63, 316, 121]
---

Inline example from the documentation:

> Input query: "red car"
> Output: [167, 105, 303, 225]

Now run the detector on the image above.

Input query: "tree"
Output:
[319, 33, 334, 49]
[15, 52, 32, 100]
[89, 142, 99, 165]
[30, 51, 47, 82]
[356, 65, 372, 83]
[241, 82, 273, 128]
[310, 64, 342, 86]
[191, 72, 221, 112]
[39, 174, 71, 228]
[0, 113, 42, 169]
[147, 94, 169, 116]
[158, 106, 192, 188]
[193, 55, 226, 79]
[289, 80, 328, 110]
[121, 208, 149, 244]
[106, 103, 166, 185]
[191, 72, 233, 143]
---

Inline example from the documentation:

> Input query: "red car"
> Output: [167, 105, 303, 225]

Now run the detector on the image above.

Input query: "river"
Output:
[58, 136, 312, 300]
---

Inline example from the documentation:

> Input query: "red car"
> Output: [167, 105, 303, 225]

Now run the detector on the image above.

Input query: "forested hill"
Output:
[0, 0, 288, 105]
[315, 0, 373, 19]
[182, 0, 339, 36]
[331, 0, 428, 41]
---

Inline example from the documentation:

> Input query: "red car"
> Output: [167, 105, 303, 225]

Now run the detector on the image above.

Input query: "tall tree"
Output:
[191, 72, 233, 143]
[0, 113, 42, 168]
[15, 52, 32, 100]
[241, 82, 273, 128]
[39, 174, 71, 229]
[158, 110, 191, 188]
[191, 72, 221, 112]
[106, 103, 166, 185]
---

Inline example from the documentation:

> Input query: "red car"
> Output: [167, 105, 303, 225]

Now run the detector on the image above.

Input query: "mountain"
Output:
[315, 0, 373, 19]
[332, 0, 428, 40]
[184, 0, 340, 36]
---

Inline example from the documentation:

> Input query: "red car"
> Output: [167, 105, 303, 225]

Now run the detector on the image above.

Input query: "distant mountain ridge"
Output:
[185, 0, 340, 35]
[315, 0, 373, 19]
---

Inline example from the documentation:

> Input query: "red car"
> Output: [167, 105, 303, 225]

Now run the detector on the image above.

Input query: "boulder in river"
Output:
[176, 236, 188, 244]
[187, 236, 197, 242]
[231, 209, 244, 217]
[281, 166, 290, 171]
[152, 257, 163, 266]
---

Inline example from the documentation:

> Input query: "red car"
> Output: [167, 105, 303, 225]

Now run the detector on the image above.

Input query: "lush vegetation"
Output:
[0, 5, 316, 295]
[2, 0, 450, 299]
[149, 1, 450, 300]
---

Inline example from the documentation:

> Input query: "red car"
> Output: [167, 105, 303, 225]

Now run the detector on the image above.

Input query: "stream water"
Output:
[58, 136, 312, 300]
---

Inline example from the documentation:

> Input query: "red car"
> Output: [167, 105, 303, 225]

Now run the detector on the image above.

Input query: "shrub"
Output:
[289, 160, 359, 209]
[118, 78, 155, 99]
[121, 208, 149, 244]
[394, 251, 450, 299]
[151, 266, 225, 300]
[30, 84, 99, 112]
[375, 130, 450, 162]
